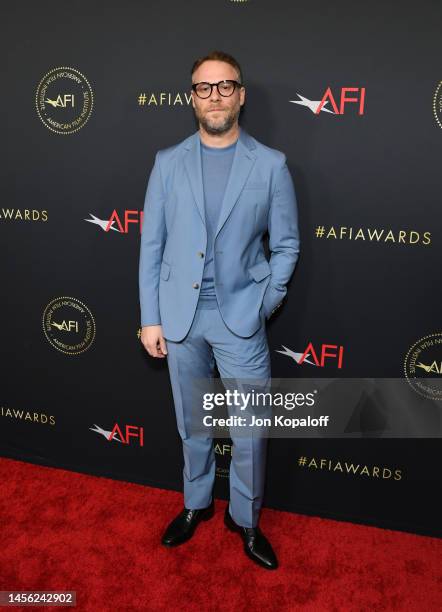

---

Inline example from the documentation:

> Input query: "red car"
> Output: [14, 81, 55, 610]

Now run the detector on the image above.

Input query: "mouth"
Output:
[208, 108, 224, 112]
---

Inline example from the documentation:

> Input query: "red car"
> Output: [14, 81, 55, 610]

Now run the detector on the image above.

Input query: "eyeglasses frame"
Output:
[191, 79, 244, 99]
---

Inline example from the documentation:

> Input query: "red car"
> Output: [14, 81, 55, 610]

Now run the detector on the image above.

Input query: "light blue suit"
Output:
[139, 126, 300, 526]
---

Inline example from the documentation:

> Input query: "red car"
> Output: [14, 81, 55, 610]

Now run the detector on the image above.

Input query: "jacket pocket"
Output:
[248, 259, 271, 282]
[160, 261, 171, 281]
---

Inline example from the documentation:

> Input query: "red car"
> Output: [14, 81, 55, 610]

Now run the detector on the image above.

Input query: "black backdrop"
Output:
[2, 1, 441, 538]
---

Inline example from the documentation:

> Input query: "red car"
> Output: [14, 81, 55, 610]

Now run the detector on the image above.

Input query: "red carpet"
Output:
[0, 457, 440, 611]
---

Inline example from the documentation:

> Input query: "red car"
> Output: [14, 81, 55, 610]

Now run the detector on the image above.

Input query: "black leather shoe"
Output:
[161, 499, 215, 546]
[224, 505, 278, 569]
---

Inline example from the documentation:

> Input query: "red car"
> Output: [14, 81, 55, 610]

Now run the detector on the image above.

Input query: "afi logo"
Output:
[215, 443, 232, 456]
[85, 210, 143, 233]
[416, 361, 442, 375]
[317, 87, 365, 114]
[106, 210, 143, 233]
[292, 88, 366, 115]
[51, 320, 78, 332]
[90, 423, 144, 446]
[108, 424, 144, 446]
[45, 94, 75, 108]
[277, 343, 344, 368]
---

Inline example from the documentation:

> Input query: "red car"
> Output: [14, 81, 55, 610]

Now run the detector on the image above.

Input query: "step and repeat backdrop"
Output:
[2, 1, 441, 537]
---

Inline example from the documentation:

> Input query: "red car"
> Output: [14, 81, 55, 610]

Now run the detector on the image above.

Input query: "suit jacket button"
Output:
[197, 251, 204, 258]
[193, 282, 200, 289]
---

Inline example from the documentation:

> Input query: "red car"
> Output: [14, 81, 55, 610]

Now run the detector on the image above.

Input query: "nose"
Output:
[209, 86, 221, 102]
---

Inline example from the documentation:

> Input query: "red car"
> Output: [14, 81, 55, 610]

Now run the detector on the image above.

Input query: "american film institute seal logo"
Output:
[42, 297, 96, 355]
[404, 332, 442, 400]
[35, 67, 94, 134]
[433, 81, 442, 129]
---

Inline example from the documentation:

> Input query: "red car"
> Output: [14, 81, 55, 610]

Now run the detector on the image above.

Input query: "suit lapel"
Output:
[184, 131, 205, 229]
[184, 126, 257, 239]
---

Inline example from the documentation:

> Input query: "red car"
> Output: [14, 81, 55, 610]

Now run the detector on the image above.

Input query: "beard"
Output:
[194, 104, 240, 135]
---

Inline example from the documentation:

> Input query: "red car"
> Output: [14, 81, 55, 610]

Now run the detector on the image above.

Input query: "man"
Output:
[139, 50, 300, 570]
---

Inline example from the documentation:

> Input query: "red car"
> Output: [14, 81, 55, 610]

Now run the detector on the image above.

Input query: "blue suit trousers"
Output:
[165, 295, 271, 527]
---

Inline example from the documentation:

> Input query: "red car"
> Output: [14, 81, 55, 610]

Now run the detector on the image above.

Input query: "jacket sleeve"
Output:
[139, 151, 167, 327]
[262, 155, 300, 319]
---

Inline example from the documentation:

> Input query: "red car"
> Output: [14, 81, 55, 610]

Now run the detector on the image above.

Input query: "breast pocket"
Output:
[244, 181, 267, 190]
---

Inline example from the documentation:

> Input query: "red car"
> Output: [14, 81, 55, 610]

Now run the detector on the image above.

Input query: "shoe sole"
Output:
[161, 504, 215, 547]
[224, 510, 278, 570]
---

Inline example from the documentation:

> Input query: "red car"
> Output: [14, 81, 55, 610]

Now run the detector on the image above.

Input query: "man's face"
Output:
[191, 60, 245, 136]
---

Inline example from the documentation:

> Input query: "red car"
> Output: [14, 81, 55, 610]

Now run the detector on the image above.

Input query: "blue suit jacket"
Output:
[139, 126, 300, 341]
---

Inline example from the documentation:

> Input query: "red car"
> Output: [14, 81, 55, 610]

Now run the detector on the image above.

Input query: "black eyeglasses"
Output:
[191, 80, 243, 99]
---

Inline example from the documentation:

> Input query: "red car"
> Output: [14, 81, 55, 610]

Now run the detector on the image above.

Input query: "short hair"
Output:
[191, 50, 244, 85]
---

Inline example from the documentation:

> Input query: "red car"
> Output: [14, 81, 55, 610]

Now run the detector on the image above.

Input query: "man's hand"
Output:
[141, 325, 168, 358]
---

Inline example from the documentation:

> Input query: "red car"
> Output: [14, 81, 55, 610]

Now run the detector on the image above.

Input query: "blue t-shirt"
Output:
[199, 137, 237, 298]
